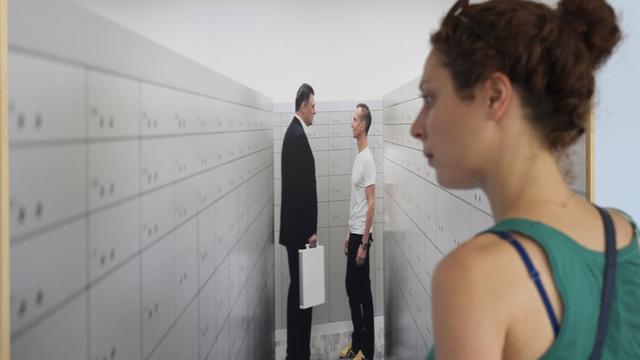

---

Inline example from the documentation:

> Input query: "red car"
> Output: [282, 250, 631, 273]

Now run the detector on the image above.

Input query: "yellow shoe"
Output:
[353, 350, 367, 360]
[339, 341, 356, 358]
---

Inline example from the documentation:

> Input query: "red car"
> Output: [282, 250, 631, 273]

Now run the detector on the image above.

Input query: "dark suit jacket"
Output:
[279, 117, 318, 249]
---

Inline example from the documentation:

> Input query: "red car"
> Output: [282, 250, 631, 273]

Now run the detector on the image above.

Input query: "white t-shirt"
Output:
[349, 147, 376, 234]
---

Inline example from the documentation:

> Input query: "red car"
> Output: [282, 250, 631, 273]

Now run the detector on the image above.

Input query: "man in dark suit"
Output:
[279, 83, 318, 360]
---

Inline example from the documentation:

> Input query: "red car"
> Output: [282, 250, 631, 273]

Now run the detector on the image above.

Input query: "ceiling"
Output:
[75, 0, 452, 103]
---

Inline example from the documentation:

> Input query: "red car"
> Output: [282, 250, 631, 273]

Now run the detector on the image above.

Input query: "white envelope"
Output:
[298, 244, 325, 309]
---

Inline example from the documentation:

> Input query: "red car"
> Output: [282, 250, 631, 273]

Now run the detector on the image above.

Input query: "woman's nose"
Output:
[411, 113, 424, 139]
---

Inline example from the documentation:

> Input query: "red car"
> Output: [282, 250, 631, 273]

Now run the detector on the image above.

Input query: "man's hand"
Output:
[356, 243, 367, 266]
[308, 233, 318, 248]
[344, 235, 349, 256]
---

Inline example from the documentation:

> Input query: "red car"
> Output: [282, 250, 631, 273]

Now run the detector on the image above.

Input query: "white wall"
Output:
[74, 0, 452, 102]
[595, 0, 640, 221]
[8, 1, 274, 360]
[273, 101, 385, 329]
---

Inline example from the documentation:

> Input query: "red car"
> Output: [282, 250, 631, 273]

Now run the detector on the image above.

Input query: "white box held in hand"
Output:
[298, 244, 326, 309]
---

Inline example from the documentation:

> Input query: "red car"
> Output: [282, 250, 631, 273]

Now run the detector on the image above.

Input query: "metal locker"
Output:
[141, 234, 177, 358]
[88, 198, 140, 281]
[140, 82, 176, 136]
[175, 300, 199, 360]
[88, 140, 140, 210]
[10, 220, 87, 334]
[141, 137, 174, 192]
[174, 176, 199, 226]
[174, 219, 198, 315]
[89, 258, 141, 360]
[88, 70, 139, 139]
[328, 149, 352, 176]
[173, 135, 200, 181]
[11, 294, 87, 360]
[328, 175, 350, 201]
[8, 52, 85, 143]
[198, 205, 216, 288]
[9, 145, 86, 238]
[328, 200, 349, 227]
[140, 186, 174, 249]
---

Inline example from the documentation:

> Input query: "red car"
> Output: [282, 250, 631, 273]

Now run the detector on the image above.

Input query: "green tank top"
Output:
[426, 214, 640, 360]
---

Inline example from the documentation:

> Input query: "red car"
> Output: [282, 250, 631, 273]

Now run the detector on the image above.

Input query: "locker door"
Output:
[10, 220, 87, 333]
[89, 258, 141, 360]
[174, 176, 199, 226]
[173, 135, 200, 180]
[199, 276, 215, 359]
[8, 52, 85, 143]
[11, 295, 87, 360]
[140, 82, 175, 136]
[174, 219, 198, 315]
[329, 175, 350, 201]
[10, 145, 86, 238]
[88, 140, 140, 210]
[328, 149, 352, 176]
[175, 301, 199, 360]
[89, 198, 140, 281]
[198, 205, 216, 287]
[88, 70, 139, 138]
[141, 137, 174, 191]
[140, 186, 174, 249]
[141, 234, 176, 358]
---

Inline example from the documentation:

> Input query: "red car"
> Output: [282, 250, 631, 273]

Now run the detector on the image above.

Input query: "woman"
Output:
[410, 0, 640, 358]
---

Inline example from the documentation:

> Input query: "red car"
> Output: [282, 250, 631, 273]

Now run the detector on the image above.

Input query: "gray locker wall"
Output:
[8, 2, 275, 360]
[382, 79, 495, 358]
[273, 102, 384, 330]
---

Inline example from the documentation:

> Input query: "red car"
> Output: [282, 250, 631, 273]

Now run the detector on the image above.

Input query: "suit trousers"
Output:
[346, 233, 375, 358]
[286, 246, 313, 360]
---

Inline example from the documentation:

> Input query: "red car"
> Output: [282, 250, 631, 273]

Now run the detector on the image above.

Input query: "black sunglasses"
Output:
[445, 0, 508, 68]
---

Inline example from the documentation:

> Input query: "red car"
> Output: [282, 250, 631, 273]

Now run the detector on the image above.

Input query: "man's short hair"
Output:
[357, 103, 372, 134]
[295, 83, 315, 112]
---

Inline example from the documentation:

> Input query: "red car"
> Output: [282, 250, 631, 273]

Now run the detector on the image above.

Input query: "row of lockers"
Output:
[10, 142, 272, 239]
[9, 50, 276, 360]
[274, 173, 384, 206]
[382, 91, 496, 352]
[382, 97, 422, 125]
[274, 200, 384, 232]
[273, 110, 383, 127]
[11, 170, 274, 357]
[273, 135, 384, 154]
[384, 236, 431, 359]
[12, 233, 275, 360]
[8, 52, 272, 144]
[273, 148, 385, 180]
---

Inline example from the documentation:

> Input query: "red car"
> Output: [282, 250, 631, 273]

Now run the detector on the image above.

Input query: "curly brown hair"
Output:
[431, 0, 621, 150]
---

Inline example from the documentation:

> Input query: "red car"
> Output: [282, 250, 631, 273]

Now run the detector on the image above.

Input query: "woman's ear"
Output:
[485, 72, 512, 122]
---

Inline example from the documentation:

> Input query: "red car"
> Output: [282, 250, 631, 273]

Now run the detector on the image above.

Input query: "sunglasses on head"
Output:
[445, 0, 508, 68]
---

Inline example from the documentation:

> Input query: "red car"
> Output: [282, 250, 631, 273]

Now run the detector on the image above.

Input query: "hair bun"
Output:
[558, 0, 621, 69]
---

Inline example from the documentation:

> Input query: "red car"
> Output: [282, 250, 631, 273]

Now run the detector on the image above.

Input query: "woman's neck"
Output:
[483, 144, 575, 221]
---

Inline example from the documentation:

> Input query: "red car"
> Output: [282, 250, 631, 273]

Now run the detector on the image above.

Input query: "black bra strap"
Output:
[590, 206, 618, 360]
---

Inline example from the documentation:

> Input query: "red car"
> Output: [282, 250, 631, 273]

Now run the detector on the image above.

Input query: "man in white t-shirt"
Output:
[339, 103, 376, 360]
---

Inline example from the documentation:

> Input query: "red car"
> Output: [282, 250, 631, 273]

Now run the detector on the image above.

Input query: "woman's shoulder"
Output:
[433, 230, 537, 315]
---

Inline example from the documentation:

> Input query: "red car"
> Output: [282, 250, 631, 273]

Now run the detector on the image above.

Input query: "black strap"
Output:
[590, 206, 618, 360]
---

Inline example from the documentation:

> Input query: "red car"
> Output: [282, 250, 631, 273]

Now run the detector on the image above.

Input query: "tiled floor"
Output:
[275, 316, 385, 360]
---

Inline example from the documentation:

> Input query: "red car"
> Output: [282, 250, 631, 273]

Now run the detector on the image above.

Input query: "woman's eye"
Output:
[422, 95, 434, 108]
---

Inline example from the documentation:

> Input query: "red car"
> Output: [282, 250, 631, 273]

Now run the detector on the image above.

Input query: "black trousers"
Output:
[286, 246, 313, 360]
[346, 233, 375, 358]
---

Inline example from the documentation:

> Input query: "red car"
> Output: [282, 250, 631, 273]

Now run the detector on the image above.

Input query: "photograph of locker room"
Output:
[3, 0, 638, 359]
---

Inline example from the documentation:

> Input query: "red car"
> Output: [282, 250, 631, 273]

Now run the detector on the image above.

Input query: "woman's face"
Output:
[411, 51, 491, 189]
